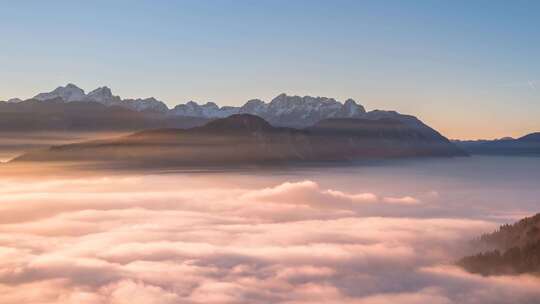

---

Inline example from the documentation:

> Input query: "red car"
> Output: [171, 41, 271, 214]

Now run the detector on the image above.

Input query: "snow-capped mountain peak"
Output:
[343, 98, 366, 116]
[25, 85, 422, 129]
[172, 101, 207, 117]
[239, 99, 267, 115]
[32, 84, 169, 113]
[34, 83, 86, 102]
[87, 86, 121, 105]
[6, 98, 23, 103]
[88, 86, 113, 99]
[122, 97, 169, 113]
[238, 94, 367, 127]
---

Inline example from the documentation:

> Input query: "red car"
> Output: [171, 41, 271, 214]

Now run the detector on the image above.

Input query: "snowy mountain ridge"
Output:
[6, 83, 419, 128]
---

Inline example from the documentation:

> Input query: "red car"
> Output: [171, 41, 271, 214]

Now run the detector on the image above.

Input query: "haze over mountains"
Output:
[3, 84, 538, 148]
[456, 133, 540, 155]
[11, 83, 540, 166]
[0, 83, 472, 166]
[13, 113, 466, 168]
[3, 83, 427, 130]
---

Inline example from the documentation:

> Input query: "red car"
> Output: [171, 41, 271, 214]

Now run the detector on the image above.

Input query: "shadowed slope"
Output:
[12, 114, 466, 168]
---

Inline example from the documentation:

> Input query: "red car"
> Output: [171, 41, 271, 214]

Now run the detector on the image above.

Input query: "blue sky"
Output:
[0, 0, 538, 139]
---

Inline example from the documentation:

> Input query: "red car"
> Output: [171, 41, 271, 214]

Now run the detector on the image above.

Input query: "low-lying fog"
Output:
[0, 132, 128, 163]
[1, 156, 539, 303]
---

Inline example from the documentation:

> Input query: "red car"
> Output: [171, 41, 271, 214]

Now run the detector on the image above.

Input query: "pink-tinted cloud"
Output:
[383, 196, 421, 205]
[0, 175, 534, 303]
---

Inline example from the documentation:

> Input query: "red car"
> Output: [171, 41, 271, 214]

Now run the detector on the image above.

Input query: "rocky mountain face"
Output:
[13, 114, 466, 167]
[170, 101, 238, 118]
[236, 94, 366, 128]
[456, 132, 540, 155]
[169, 94, 368, 127]
[459, 213, 540, 276]
[6, 84, 417, 129]
[0, 98, 209, 132]
[34, 83, 86, 102]
[33, 84, 170, 113]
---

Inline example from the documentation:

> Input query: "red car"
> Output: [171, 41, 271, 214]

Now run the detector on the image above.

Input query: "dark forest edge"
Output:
[459, 213, 540, 276]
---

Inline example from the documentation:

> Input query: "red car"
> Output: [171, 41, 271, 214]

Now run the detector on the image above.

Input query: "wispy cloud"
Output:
[501, 79, 538, 90]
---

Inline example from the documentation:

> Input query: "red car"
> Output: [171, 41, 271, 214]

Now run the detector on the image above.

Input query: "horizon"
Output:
[1, 0, 539, 139]
[2, 2, 540, 303]
[3, 81, 538, 141]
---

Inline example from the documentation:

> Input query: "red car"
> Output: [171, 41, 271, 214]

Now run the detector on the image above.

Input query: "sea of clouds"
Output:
[0, 173, 539, 304]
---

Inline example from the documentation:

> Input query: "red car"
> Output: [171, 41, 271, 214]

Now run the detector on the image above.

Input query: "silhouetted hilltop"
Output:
[519, 132, 540, 143]
[12, 114, 466, 168]
[309, 117, 449, 141]
[456, 132, 540, 156]
[199, 114, 274, 133]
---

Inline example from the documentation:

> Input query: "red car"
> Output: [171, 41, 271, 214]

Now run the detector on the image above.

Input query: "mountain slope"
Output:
[12, 114, 466, 168]
[519, 132, 540, 142]
[34, 83, 86, 102]
[459, 213, 540, 275]
[306, 117, 465, 158]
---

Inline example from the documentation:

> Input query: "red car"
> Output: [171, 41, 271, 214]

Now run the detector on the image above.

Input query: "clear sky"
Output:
[0, 0, 538, 139]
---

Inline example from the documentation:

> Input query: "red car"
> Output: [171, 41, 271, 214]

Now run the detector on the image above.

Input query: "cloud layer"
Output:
[0, 175, 538, 304]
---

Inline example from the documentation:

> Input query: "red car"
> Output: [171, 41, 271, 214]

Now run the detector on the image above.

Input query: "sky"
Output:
[0, 0, 538, 139]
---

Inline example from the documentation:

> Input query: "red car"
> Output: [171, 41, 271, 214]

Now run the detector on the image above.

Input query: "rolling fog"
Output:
[0, 156, 539, 303]
[0, 132, 128, 163]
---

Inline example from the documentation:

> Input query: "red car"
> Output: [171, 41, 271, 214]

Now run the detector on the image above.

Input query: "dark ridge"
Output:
[518, 132, 540, 142]
[308, 117, 448, 142]
[197, 114, 273, 133]
[11, 113, 467, 167]
[456, 132, 540, 155]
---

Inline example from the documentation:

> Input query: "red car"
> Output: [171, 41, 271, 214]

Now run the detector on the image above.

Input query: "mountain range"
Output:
[1, 84, 472, 167]
[455, 133, 540, 155]
[3, 83, 429, 129]
[13, 114, 466, 167]
[33, 84, 170, 113]
[0, 98, 208, 132]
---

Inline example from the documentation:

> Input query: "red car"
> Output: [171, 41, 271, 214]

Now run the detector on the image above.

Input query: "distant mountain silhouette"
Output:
[459, 213, 540, 275]
[519, 132, 540, 142]
[456, 132, 540, 156]
[0, 98, 209, 132]
[12, 114, 466, 168]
